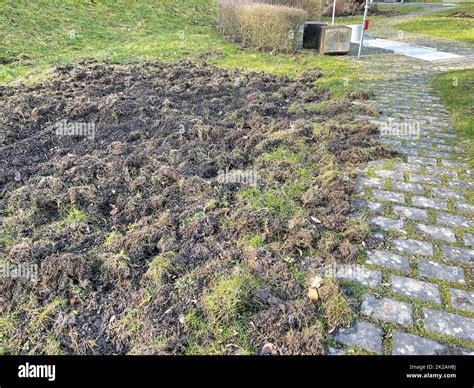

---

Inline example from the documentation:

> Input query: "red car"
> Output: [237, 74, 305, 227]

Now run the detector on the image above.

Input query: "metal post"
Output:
[331, 0, 337, 26]
[357, 0, 370, 59]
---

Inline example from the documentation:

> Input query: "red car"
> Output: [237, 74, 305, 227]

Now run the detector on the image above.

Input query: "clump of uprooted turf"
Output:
[0, 60, 394, 355]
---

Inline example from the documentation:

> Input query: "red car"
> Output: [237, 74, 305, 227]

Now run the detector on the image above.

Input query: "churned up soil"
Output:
[0, 60, 393, 355]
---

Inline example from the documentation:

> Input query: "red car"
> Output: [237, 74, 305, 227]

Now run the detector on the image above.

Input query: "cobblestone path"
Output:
[329, 49, 474, 355]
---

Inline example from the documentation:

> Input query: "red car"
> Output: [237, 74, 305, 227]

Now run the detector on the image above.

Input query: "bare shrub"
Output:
[322, 0, 363, 17]
[322, 0, 346, 16]
[217, 0, 308, 52]
[217, 0, 258, 41]
[236, 3, 308, 52]
[262, 0, 323, 20]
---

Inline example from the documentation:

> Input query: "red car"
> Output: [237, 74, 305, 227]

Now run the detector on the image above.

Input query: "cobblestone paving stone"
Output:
[332, 21, 474, 354]
[418, 259, 465, 285]
[366, 250, 410, 272]
[361, 294, 413, 326]
[334, 321, 383, 354]
[450, 289, 474, 314]
[392, 331, 473, 355]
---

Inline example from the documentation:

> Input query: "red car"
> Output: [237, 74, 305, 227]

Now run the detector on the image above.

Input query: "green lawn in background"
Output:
[396, 4, 474, 43]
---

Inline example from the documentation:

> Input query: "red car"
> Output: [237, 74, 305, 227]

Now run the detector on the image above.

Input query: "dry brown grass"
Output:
[217, 0, 308, 52]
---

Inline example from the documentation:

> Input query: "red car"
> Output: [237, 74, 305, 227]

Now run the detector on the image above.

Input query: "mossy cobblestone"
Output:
[332, 50, 474, 354]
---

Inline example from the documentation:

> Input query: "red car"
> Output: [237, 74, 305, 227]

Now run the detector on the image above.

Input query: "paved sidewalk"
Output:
[330, 52, 474, 354]
[362, 36, 462, 61]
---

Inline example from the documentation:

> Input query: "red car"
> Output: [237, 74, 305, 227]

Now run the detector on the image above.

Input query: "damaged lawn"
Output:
[0, 60, 393, 355]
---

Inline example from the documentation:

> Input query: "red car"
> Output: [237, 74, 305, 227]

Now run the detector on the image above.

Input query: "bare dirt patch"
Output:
[0, 60, 391, 355]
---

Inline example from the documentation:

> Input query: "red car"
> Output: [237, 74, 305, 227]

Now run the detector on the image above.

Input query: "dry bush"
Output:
[236, 3, 308, 52]
[322, 0, 361, 17]
[217, 0, 258, 41]
[263, 0, 323, 20]
[323, 0, 346, 16]
[217, 0, 308, 52]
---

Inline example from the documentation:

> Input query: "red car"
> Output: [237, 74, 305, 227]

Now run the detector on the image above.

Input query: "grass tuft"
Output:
[318, 279, 353, 331]
[145, 254, 173, 289]
[203, 266, 257, 327]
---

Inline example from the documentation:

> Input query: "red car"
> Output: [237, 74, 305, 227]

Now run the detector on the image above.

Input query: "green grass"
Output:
[396, 4, 474, 43]
[203, 266, 257, 327]
[377, 5, 424, 14]
[104, 231, 123, 247]
[65, 207, 86, 223]
[244, 233, 265, 248]
[239, 146, 312, 220]
[145, 254, 172, 289]
[432, 69, 474, 167]
[183, 310, 255, 355]
[0, 0, 359, 96]
[240, 186, 297, 218]
[0, 312, 18, 355]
